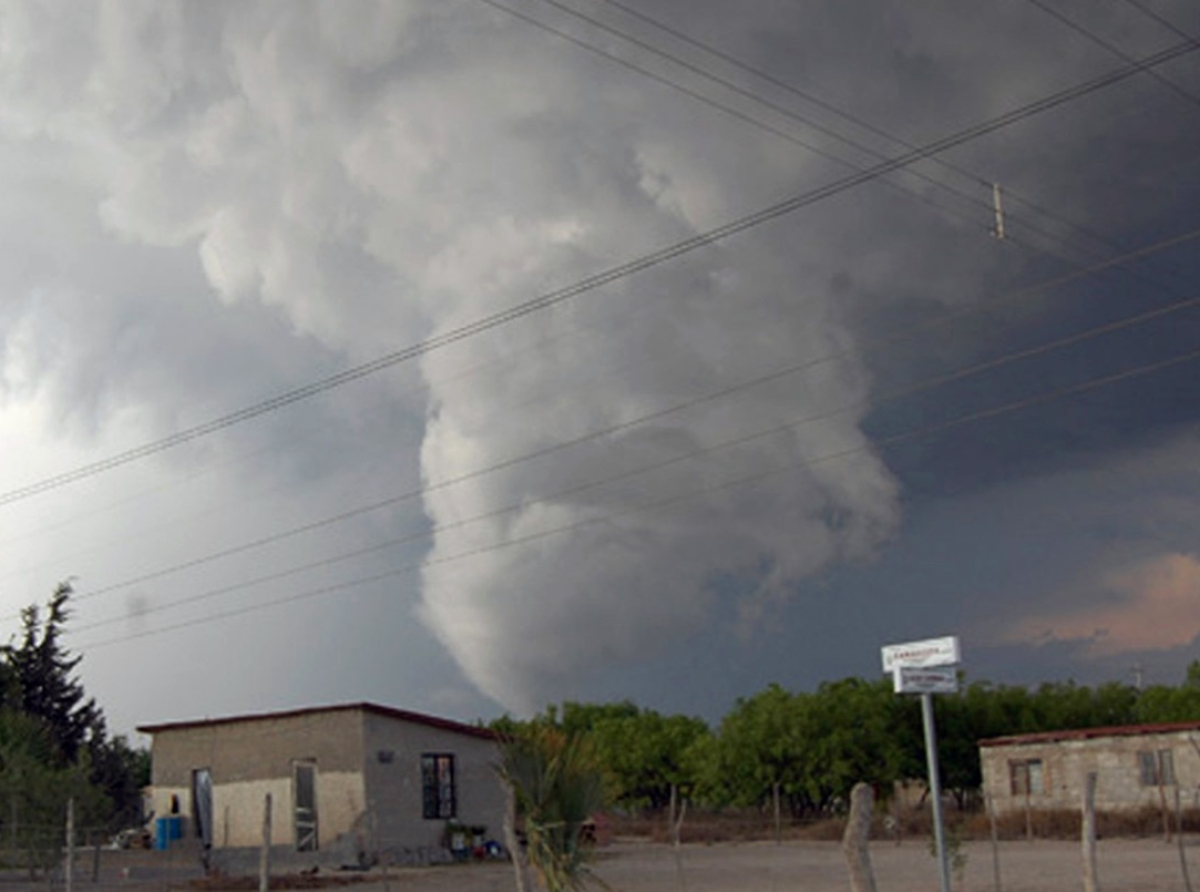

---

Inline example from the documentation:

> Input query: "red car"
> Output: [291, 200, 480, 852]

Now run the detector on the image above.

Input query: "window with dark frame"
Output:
[421, 753, 456, 819]
[1009, 758, 1045, 796]
[1138, 749, 1175, 786]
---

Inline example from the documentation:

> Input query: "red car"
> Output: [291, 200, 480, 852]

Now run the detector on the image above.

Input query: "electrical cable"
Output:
[1026, 0, 1200, 109]
[590, 0, 1200, 286]
[493, 0, 1130, 272]
[11, 0, 1196, 584]
[1118, 0, 1200, 43]
[68, 282, 1200, 638]
[48, 222, 1200, 619]
[0, 280, 648, 585]
[73, 340, 1200, 652]
[0, 36, 1193, 511]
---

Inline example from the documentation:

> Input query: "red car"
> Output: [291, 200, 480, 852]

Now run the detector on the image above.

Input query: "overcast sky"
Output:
[2, 0, 1200, 739]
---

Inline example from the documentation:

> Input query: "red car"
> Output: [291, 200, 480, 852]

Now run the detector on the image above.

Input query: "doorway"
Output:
[191, 768, 213, 849]
[293, 761, 318, 852]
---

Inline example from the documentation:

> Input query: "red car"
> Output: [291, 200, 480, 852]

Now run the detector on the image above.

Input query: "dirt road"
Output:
[281, 837, 1199, 892]
[28, 837, 1197, 891]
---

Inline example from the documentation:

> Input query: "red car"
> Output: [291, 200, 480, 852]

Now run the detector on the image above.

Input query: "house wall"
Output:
[148, 709, 367, 850]
[361, 711, 505, 858]
[981, 729, 1200, 814]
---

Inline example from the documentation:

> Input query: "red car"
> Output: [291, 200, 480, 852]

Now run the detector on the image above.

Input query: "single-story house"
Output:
[137, 702, 506, 868]
[979, 721, 1200, 814]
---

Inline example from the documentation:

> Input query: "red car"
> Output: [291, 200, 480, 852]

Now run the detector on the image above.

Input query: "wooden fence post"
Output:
[65, 797, 74, 892]
[503, 781, 530, 892]
[1024, 787, 1032, 842]
[1082, 772, 1099, 892]
[1176, 786, 1194, 892]
[259, 793, 272, 892]
[842, 782, 877, 892]
[671, 790, 688, 891]
[772, 782, 782, 845]
[92, 829, 101, 883]
[985, 793, 1001, 892]
[1159, 774, 1172, 843]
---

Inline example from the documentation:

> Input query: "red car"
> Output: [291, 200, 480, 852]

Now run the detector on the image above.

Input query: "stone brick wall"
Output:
[981, 729, 1200, 814]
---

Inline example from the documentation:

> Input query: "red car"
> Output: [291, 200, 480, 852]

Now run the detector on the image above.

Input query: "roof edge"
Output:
[137, 702, 497, 741]
[980, 720, 1200, 748]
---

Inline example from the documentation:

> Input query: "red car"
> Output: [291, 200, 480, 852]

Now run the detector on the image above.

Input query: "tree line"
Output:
[495, 666, 1200, 819]
[0, 582, 148, 860]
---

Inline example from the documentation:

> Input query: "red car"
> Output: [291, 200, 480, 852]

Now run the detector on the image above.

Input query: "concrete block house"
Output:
[138, 703, 505, 868]
[980, 721, 1200, 814]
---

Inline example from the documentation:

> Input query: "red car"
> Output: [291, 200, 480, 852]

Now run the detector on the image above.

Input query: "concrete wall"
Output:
[981, 729, 1200, 814]
[147, 706, 505, 866]
[148, 709, 367, 851]
[361, 711, 505, 859]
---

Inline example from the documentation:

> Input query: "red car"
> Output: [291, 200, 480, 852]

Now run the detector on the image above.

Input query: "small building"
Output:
[979, 721, 1200, 814]
[138, 702, 505, 868]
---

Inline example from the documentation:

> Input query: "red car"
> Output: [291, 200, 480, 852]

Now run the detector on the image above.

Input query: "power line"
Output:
[499, 0, 976, 177]
[0, 287, 621, 584]
[589, 0, 1200, 286]
[1026, 0, 1200, 109]
[71, 284, 1200, 637]
[592, 0, 972, 174]
[51, 223, 1200, 618]
[1118, 0, 1200, 44]
[496, 0, 1140, 272]
[73, 339, 1200, 652]
[1, 37, 1193, 511]
[11, 0, 1193, 585]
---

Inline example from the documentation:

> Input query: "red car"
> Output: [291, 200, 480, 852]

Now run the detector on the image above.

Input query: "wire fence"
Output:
[0, 818, 204, 891]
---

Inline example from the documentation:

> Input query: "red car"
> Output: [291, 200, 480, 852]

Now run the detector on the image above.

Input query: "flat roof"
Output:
[980, 720, 1200, 748]
[137, 701, 497, 741]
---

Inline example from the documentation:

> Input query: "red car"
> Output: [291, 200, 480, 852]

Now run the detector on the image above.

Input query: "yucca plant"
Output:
[498, 724, 609, 892]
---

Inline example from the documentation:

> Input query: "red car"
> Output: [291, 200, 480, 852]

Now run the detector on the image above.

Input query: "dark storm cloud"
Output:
[0, 0, 1198, 727]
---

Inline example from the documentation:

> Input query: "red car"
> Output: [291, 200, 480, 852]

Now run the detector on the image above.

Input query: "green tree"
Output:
[1136, 683, 1200, 723]
[6, 582, 100, 764]
[589, 710, 710, 810]
[87, 727, 150, 828]
[800, 678, 907, 809]
[0, 583, 148, 837]
[708, 684, 808, 817]
[934, 684, 991, 808]
[0, 709, 107, 876]
[1185, 660, 1200, 689]
[554, 701, 640, 737]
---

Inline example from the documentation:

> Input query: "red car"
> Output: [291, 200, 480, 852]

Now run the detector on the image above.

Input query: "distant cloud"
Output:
[1007, 553, 1200, 655]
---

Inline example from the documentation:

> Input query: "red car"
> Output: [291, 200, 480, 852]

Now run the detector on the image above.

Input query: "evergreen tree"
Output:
[6, 582, 100, 764]
[0, 582, 147, 836]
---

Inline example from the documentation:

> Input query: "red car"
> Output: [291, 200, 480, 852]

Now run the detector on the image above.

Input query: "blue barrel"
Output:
[154, 816, 183, 850]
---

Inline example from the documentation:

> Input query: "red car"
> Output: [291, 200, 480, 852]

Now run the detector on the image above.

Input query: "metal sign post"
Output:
[921, 691, 952, 892]
[883, 637, 961, 892]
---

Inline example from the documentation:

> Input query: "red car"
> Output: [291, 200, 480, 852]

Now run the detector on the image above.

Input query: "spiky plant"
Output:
[498, 724, 608, 892]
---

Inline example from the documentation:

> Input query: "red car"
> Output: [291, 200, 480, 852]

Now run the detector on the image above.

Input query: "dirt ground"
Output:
[16, 837, 1200, 891]
[378, 837, 1200, 892]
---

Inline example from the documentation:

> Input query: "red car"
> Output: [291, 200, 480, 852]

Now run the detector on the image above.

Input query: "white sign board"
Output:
[893, 665, 959, 695]
[881, 636, 960, 673]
